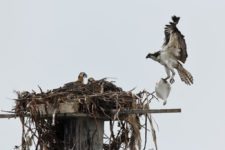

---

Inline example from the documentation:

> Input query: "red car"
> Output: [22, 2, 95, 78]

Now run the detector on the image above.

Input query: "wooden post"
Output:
[56, 117, 104, 150]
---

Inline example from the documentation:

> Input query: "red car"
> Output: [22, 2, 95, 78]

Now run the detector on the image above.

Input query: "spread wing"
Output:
[163, 16, 187, 63]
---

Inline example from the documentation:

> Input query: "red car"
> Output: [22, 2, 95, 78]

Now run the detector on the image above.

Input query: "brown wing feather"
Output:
[163, 16, 187, 63]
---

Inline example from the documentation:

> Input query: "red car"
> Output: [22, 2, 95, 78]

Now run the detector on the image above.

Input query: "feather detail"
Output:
[163, 15, 187, 63]
[171, 15, 180, 24]
[177, 63, 193, 85]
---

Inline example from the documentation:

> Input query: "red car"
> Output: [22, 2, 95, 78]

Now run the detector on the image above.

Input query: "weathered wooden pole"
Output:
[59, 117, 104, 150]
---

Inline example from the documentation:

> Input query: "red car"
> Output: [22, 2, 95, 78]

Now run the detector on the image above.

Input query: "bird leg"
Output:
[163, 100, 167, 105]
[163, 66, 171, 81]
[170, 69, 176, 84]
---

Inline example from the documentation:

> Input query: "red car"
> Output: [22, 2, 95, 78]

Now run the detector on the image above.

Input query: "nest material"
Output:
[14, 78, 158, 150]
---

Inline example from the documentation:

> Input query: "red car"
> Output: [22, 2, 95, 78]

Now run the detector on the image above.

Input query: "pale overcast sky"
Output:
[0, 0, 225, 150]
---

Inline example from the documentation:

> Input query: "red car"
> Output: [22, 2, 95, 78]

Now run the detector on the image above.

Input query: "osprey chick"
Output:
[146, 16, 193, 85]
[87, 77, 95, 84]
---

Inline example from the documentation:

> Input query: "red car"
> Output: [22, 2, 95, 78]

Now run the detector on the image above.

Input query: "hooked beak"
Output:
[83, 73, 87, 78]
[146, 53, 152, 59]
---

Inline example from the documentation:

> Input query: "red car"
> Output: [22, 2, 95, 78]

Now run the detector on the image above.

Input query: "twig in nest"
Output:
[143, 114, 148, 150]
[147, 114, 158, 150]
[51, 108, 57, 126]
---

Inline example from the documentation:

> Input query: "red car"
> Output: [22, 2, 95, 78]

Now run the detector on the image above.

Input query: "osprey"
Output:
[63, 72, 87, 88]
[76, 72, 88, 84]
[87, 77, 95, 84]
[87, 77, 122, 93]
[146, 16, 193, 85]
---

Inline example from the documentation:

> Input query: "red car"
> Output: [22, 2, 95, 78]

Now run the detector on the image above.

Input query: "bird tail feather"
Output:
[177, 63, 193, 85]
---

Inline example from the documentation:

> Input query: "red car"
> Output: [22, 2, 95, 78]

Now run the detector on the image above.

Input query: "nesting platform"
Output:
[3, 78, 181, 150]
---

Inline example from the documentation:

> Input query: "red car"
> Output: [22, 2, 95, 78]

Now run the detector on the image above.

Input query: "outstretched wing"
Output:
[163, 16, 187, 63]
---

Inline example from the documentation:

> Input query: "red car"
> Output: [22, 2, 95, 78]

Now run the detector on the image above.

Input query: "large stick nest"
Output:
[13, 78, 158, 150]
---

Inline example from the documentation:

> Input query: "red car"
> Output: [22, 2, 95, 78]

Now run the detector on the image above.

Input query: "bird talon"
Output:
[162, 78, 168, 83]
[163, 100, 167, 105]
[170, 78, 175, 84]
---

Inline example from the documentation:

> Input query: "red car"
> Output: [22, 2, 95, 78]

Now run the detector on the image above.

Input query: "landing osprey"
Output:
[146, 16, 193, 85]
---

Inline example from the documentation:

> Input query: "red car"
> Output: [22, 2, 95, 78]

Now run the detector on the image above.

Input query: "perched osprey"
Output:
[146, 16, 193, 85]
[76, 72, 88, 84]
[63, 72, 87, 88]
